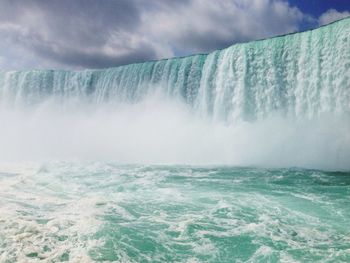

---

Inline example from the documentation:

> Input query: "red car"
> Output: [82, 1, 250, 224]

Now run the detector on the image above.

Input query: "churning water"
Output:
[0, 163, 350, 262]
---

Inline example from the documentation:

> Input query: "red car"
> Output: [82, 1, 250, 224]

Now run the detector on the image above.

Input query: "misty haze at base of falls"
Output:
[0, 18, 349, 170]
[0, 95, 349, 170]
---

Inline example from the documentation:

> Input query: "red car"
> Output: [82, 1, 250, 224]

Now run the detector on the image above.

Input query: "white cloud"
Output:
[141, 0, 306, 54]
[319, 9, 350, 26]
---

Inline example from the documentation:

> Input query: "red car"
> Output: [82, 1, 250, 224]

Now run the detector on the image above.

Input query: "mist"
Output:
[0, 94, 349, 171]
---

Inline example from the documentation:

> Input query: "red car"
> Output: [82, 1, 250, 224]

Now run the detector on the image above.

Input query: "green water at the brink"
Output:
[0, 163, 349, 262]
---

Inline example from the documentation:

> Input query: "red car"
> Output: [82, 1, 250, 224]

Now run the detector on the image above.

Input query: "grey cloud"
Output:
[0, 0, 313, 70]
[0, 0, 147, 69]
[29, 37, 157, 69]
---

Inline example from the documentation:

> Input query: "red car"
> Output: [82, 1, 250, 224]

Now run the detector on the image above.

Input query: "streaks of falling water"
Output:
[0, 18, 349, 122]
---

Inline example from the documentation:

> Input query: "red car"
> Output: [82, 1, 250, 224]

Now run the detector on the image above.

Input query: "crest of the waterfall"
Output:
[0, 18, 349, 169]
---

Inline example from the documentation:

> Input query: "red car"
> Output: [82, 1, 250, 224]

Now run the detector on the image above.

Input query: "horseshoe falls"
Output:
[1, 18, 350, 169]
[0, 18, 350, 262]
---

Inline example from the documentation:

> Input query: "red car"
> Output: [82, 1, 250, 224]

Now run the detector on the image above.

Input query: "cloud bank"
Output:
[0, 0, 346, 70]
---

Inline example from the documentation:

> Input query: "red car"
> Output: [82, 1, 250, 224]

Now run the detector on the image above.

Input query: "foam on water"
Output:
[0, 163, 105, 262]
[0, 163, 349, 262]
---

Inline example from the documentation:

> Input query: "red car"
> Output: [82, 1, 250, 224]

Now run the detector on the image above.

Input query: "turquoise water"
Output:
[0, 163, 349, 262]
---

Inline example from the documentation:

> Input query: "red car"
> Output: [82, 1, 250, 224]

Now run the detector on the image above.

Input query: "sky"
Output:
[0, 0, 349, 70]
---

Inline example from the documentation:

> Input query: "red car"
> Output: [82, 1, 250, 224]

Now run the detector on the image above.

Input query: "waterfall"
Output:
[1, 18, 349, 123]
[0, 18, 349, 168]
